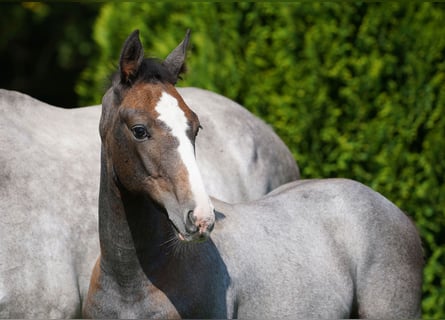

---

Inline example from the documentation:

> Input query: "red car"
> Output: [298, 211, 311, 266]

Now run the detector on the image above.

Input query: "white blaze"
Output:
[155, 91, 213, 221]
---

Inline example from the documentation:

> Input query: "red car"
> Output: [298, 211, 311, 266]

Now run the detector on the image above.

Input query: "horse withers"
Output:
[83, 30, 423, 318]
[0, 31, 299, 318]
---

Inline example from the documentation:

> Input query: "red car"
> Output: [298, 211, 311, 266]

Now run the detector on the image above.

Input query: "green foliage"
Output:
[77, 3, 445, 317]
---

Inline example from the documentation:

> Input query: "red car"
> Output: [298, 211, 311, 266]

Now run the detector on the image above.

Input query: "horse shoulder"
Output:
[211, 192, 354, 318]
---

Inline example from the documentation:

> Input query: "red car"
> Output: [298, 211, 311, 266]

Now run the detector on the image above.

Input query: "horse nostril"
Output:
[187, 210, 196, 223]
[185, 210, 215, 237]
[185, 210, 198, 233]
[207, 220, 215, 233]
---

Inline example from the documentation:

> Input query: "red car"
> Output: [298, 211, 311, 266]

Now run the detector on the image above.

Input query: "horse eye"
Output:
[131, 125, 149, 140]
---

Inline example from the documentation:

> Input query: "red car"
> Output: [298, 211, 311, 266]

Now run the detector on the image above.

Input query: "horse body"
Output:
[83, 30, 423, 319]
[0, 32, 298, 318]
[0, 90, 101, 318]
[213, 179, 423, 318]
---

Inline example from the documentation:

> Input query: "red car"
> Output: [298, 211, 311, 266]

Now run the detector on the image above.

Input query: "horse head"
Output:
[100, 30, 214, 243]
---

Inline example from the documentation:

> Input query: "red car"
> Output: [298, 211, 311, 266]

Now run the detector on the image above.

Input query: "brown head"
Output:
[100, 30, 214, 242]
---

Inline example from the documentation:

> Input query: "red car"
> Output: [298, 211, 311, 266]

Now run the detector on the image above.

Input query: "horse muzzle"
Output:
[179, 208, 215, 242]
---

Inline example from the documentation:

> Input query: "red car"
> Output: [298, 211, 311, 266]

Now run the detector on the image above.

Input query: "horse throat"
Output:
[98, 154, 169, 281]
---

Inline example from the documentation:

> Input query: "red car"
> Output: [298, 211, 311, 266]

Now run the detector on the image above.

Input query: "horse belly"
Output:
[232, 266, 353, 319]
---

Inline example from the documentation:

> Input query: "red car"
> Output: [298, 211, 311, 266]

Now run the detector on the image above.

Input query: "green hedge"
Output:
[77, 3, 445, 317]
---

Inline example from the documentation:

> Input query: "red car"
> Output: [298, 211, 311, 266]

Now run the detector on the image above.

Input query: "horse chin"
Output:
[164, 210, 211, 243]
[171, 225, 209, 243]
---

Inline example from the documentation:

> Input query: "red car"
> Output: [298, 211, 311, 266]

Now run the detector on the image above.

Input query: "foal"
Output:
[83, 30, 423, 319]
[83, 30, 223, 318]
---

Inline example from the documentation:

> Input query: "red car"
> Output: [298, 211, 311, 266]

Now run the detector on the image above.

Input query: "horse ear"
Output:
[119, 30, 144, 84]
[163, 29, 191, 81]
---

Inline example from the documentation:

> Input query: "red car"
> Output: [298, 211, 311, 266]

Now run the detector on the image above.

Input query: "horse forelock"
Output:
[110, 58, 177, 98]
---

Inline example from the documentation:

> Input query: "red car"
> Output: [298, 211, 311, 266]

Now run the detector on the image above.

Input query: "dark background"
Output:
[0, 3, 100, 107]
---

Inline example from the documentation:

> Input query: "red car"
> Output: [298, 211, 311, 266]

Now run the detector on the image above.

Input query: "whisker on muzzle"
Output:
[159, 236, 178, 248]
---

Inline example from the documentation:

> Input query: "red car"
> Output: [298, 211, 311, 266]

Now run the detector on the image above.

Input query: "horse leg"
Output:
[355, 236, 423, 318]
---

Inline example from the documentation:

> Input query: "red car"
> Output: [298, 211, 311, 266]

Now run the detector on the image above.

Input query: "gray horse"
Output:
[83, 30, 423, 319]
[0, 31, 299, 318]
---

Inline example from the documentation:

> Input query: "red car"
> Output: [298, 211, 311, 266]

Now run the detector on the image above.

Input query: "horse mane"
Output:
[111, 58, 182, 86]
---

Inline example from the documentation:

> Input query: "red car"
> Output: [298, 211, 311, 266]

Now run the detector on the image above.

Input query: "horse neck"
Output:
[98, 151, 169, 281]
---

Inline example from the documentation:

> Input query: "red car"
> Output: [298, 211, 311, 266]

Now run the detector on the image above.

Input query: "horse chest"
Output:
[86, 274, 179, 318]
[121, 287, 182, 319]
[144, 257, 231, 318]
[87, 258, 230, 319]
